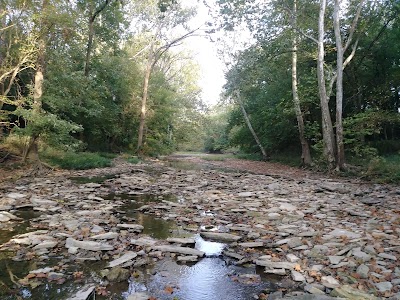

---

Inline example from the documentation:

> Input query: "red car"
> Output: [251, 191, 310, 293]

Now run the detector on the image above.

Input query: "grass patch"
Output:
[126, 156, 140, 164]
[41, 150, 112, 170]
[235, 152, 264, 161]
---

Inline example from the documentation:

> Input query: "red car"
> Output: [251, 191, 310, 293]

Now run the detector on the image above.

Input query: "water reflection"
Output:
[145, 258, 270, 300]
[195, 235, 225, 256]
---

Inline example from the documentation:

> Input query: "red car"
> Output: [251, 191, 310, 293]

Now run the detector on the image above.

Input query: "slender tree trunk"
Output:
[333, 0, 345, 170]
[84, 17, 95, 77]
[291, 0, 312, 167]
[84, 0, 111, 77]
[317, 0, 336, 169]
[235, 90, 269, 160]
[137, 56, 153, 155]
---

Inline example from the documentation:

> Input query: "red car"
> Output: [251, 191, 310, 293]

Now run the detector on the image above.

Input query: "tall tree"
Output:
[291, 0, 312, 166]
[133, 0, 198, 154]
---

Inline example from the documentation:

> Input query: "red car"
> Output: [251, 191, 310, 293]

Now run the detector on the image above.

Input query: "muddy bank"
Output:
[0, 157, 399, 299]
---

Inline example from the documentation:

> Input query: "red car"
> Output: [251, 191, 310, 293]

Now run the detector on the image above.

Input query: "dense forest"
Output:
[1, 0, 400, 179]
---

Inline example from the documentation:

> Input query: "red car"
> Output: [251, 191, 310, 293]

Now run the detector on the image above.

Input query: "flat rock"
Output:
[0, 211, 22, 221]
[255, 259, 296, 270]
[324, 228, 362, 239]
[166, 237, 195, 245]
[117, 224, 144, 232]
[287, 254, 300, 262]
[291, 270, 305, 282]
[33, 241, 58, 250]
[66, 238, 113, 251]
[66, 284, 96, 300]
[200, 232, 241, 242]
[378, 253, 397, 261]
[328, 256, 344, 265]
[375, 281, 393, 293]
[106, 266, 130, 282]
[90, 232, 119, 240]
[331, 285, 379, 299]
[127, 292, 150, 300]
[131, 237, 157, 247]
[177, 255, 199, 262]
[108, 251, 138, 268]
[238, 242, 263, 248]
[303, 284, 325, 295]
[153, 245, 204, 257]
[265, 268, 286, 275]
[356, 264, 369, 279]
[321, 275, 340, 288]
[31, 197, 58, 207]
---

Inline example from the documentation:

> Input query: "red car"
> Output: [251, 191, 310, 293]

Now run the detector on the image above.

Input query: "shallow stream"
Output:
[0, 189, 274, 299]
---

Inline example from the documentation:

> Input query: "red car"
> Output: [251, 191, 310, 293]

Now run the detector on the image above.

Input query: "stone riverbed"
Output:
[0, 156, 399, 300]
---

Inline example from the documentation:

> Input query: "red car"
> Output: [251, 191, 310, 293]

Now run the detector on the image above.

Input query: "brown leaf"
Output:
[35, 273, 47, 278]
[164, 286, 174, 294]
[26, 273, 36, 279]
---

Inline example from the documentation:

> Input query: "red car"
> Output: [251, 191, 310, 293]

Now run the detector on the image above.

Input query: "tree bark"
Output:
[333, 0, 345, 170]
[84, 0, 111, 77]
[235, 90, 269, 160]
[317, 0, 336, 169]
[137, 54, 153, 155]
[291, 0, 312, 167]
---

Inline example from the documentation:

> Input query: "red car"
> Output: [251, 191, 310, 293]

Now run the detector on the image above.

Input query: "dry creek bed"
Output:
[0, 156, 400, 300]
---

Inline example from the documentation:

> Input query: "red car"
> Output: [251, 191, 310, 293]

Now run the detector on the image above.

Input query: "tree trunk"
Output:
[84, 17, 94, 77]
[235, 90, 269, 160]
[333, 0, 345, 170]
[137, 57, 153, 155]
[84, 0, 111, 77]
[317, 0, 336, 169]
[291, 0, 312, 167]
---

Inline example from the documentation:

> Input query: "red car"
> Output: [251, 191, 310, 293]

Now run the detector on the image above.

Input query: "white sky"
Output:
[182, 1, 226, 106]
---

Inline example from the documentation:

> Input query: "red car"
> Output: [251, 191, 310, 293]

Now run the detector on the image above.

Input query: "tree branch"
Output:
[343, 0, 365, 52]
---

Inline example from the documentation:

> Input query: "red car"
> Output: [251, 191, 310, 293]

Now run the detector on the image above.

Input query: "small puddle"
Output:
[0, 209, 41, 245]
[106, 193, 179, 239]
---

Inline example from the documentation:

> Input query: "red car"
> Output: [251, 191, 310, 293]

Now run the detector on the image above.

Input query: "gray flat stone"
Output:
[65, 238, 113, 251]
[291, 270, 305, 282]
[90, 232, 118, 240]
[238, 242, 263, 248]
[255, 259, 296, 270]
[117, 224, 144, 232]
[376, 281, 393, 293]
[131, 237, 157, 247]
[66, 284, 96, 300]
[108, 251, 138, 268]
[153, 245, 204, 257]
[378, 253, 397, 261]
[166, 237, 195, 245]
[200, 231, 241, 242]
[127, 292, 150, 300]
[356, 264, 369, 279]
[331, 284, 379, 299]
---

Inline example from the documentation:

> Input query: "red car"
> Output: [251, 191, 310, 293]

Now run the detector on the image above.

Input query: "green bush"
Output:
[42, 150, 112, 170]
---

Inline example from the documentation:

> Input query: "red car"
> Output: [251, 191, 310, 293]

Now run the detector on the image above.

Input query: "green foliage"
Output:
[41, 149, 112, 170]
[203, 107, 230, 153]
[126, 156, 140, 164]
[363, 155, 400, 183]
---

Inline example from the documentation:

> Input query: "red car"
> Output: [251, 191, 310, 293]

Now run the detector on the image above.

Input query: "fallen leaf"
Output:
[26, 273, 36, 279]
[164, 286, 174, 294]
